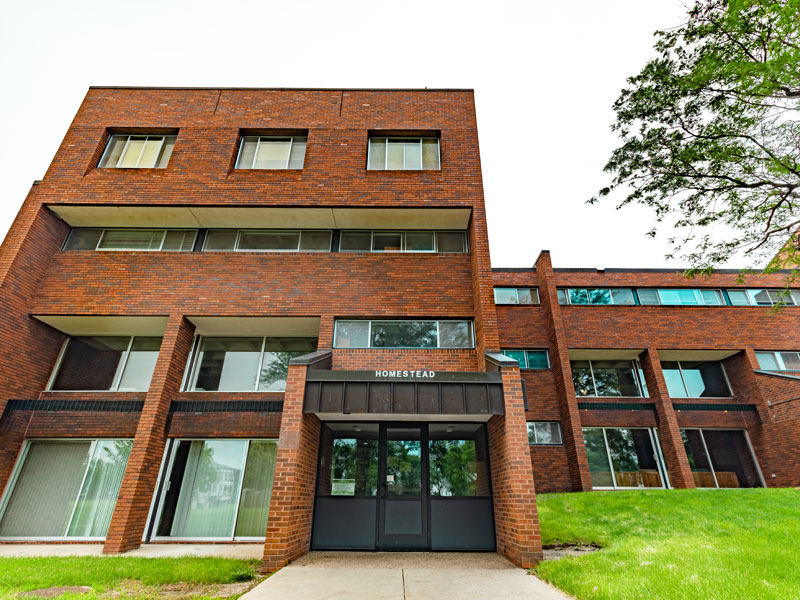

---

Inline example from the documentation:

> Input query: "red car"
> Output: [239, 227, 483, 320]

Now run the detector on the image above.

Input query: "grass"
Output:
[0, 556, 261, 599]
[534, 488, 800, 600]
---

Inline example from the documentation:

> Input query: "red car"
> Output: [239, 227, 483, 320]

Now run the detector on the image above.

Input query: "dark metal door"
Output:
[377, 424, 428, 549]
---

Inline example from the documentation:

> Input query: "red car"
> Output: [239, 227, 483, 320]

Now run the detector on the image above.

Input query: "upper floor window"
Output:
[203, 229, 331, 252]
[502, 349, 550, 369]
[333, 320, 474, 349]
[48, 336, 162, 392]
[367, 137, 440, 170]
[235, 135, 307, 169]
[755, 351, 800, 371]
[527, 422, 563, 445]
[98, 134, 176, 169]
[727, 288, 800, 306]
[557, 288, 635, 305]
[64, 228, 197, 252]
[339, 231, 466, 253]
[661, 361, 731, 398]
[494, 288, 539, 305]
[638, 288, 724, 306]
[571, 359, 648, 397]
[185, 336, 318, 392]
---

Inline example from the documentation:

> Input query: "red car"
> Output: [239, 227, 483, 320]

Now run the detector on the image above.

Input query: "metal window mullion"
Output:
[64, 440, 97, 537]
[189, 336, 204, 391]
[436, 137, 441, 169]
[153, 136, 166, 168]
[588, 360, 598, 397]
[286, 137, 293, 169]
[156, 229, 167, 251]
[775, 352, 787, 370]
[231, 441, 250, 539]
[649, 429, 669, 489]
[677, 361, 690, 397]
[234, 230, 243, 252]
[95, 229, 108, 251]
[254, 337, 267, 391]
[742, 429, 767, 487]
[253, 137, 262, 169]
[697, 429, 719, 488]
[367, 321, 372, 349]
[435, 321, 440, 349]
[150, 439, 178, 538]
[45, 338, 71, 391]
[116, 136, 132, 168]
[602, 428, 618, 489]
[111, 336, 135, 391]
[133, 136, 149, 168]
[296, 230, 302, 252]
[0, 441, 31, 523]
[418, 138, 422, 170]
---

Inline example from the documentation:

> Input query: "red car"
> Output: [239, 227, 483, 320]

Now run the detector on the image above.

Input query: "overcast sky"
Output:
[0, 0, 691, 268]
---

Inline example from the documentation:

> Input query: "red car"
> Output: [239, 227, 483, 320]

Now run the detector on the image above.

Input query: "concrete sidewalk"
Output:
[0, 544, 263, 559]
[242, 552, 571, 600]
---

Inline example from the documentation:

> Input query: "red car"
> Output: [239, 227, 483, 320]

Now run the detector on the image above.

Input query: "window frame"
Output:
[557, 288, 634, 306]
[727, 289, 800, 306]
[337, 231, 467, 254]
[493, 288, 540, 305]
[98, 134, 176, 169]
[527, 422, 563, 445]
[332, 320, 475, 349]
[582, 427, 670, 490]
[202, 229, 332, 253]
[571, 358, 648, 398]
[501, 349, 550, 369]
[680, 428, 765, 488]
[755, 351, 800, 371]
[64, 228, 198, 252]
[367, 136, 441, 170]
[662, 360, 733, 399]
[234, 135, 307, 170]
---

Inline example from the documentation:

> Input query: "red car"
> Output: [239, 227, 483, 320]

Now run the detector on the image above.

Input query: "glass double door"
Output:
[379, 425, 427, 549]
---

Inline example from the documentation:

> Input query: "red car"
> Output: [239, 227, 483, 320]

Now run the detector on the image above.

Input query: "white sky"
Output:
[0, 0, 691, 268]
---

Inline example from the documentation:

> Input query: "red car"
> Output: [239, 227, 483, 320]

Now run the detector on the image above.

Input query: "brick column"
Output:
[535, 251, 593, 491]
[318, 314, 334, 349]
[723, 349, 771, 422]
[261, 361, 320, 573]
[103, 315, 195, 553]
[639, 348, 695, 489]
[487, 363, 543, 568]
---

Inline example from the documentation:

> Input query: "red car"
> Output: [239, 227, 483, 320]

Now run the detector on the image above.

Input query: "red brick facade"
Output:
[0, 87, 798, 569]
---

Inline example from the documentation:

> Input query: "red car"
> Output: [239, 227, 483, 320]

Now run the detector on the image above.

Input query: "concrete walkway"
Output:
[241, 552, 571, 600]
[0, 543, 263, 559]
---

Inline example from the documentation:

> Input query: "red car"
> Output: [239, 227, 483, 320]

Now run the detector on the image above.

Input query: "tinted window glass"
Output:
[571, 360, 595, 396]
[405, 232, 435, 252]
[192, 337, 262, 391]
[370, 321, 437, 348]
[502, 350, 526, 368]
[436, 232, 466, 253]
[339, 232, 372, 252]
[334, 321, 370, 348]
[117, 337, 162, 391]
[52, 337, 130, 391]
[429, 423, 488, 497]
[526, 350, 550, 369]
[65, 229, 103, 250]
[494, 288, 518, 304]
[679, 361, 731, 397]
[317, 423, 379, 496]
[372, 233, 402, 252]
[611, 289, 635, 305]
[438, 321, 473, 348]
[204, 230, 238, 251]
[258, 338, 318, 391]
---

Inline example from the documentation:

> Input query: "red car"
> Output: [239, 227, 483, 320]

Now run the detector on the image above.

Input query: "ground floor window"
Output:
[150, 439, 277, 540]
[0, 439, 132, 539]
[582, 427, 668, 489]
[681, 429, 763, 488]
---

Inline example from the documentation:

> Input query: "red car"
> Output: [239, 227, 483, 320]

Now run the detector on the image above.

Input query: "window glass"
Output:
[299, 231, 332, 251]
[661, 361, 688, 397]
[755, 352, 780, 370]
[367, 137, 386, 170]
[233, 441, 278, 537]
[605, 428, 663, 488]
[99, 135, 175, 168]
[494, 288, 518, 304]
[438, 321, 474, 348]
[51, 337, 131, 391]
[236, 136, 258, 168]
[679, 361, 731, 397]
[517, 288, 537, 304]
[203, 230, 238, 251]
[637, 289, 660, 305]
[339, 231, 372, 252]
[727, 290, 751, 305]
[370, 321, 437, 348]
[556, 289, 569, 305]
[98, 229, 164, 251]
[386, 427, 422, 495]
[372, 232, 402, 252]
[257, 337, 318, 391]
[192, 337, 263, 391]
[429, 423, 488, 496]
[528, 422, 562, 445]
[405, 232, 435, 252]
[422, 138, 440, 169]
[98, 136, 127, 168]
[238, 231, 300, 251]
[526, 350, 550, 369]
[571, 360, 595, 396]
[287, 138, 307, 169]
[436, 231, 466, 253]
[502, 350, 526, 368]
[254, 138, 292, 169]
[368, 137, 440, 170]
[117, 136, 146, 167]
[568, 289, 590, 304]
[386, 139, 404, 169]
[403, 140, 422, 170]
[611, 289, 635, 305]
[162, 230, 196, 251]
[751, 289, 772, 305]
[701, 430, 762, 488]
[64, 229, 103, 250]
[582, 429, 613, 488]
[700, 289, 724, 305]
[138, 137, 163, 167]
[334, 321, 370, 348]
[590, 360, 641, 397]
[317, 423, 379, 496]
[117, 337, 162, 391]
[681, 429, 716, 488]
[781, 352, 800, 370]
[588, 289, 612, 305]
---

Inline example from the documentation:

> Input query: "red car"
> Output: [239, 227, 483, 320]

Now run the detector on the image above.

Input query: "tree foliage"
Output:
[595, 0, 800, 285]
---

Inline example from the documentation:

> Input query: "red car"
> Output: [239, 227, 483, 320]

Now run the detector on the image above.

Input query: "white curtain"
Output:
[234, 441, 277, 537]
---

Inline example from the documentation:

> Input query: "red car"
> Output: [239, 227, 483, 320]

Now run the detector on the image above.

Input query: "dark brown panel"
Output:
[303, 381, 321, 413]
[368, 383, 392, 413]
[465, 385, 489, 415]
[441, 384, 464, 414]
[417, 384, 440, 414]
[489, 385, 504, 414]
[392, 383, 416, 414]
[320, 382, 344, 413]
[344, 382, 368, 414]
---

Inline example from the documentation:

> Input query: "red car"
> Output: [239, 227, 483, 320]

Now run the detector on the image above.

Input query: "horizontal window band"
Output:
[673, 403, 757, 413]
[169, 400, 283, 413]
[6, 399, 144, 412]
[577, 402, 655, 411]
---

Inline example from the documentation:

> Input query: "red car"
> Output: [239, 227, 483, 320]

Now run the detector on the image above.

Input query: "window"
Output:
[333, 320, 474, 349]
[64, 229, 197, 252]
[681, 429, 762, 488]
[203, 230, 332, 252]
[98, 134, 176, 168]
[151, 439, 277, 539]
[338, 231, 466, 253]
[638, 289, 725, 306]
[727, 288, 800, 306]
[502, 350, 550, 369]
[235, 135, 307, 169]
[527, 422, 562, 445]
[661, 361, 731, 398]
[494, 288, 539, 305]
[428, 423, 490, 497]
[186, 337, 318, 392]
[0, 439, 132, 539]
[49, 336, 162, 392]
[367, 137, 440, 170]
[556, 288, 635, 305]
[755, 351, 800, 371]
[571, 359, 647, 397]
[582, 428, 667, 489]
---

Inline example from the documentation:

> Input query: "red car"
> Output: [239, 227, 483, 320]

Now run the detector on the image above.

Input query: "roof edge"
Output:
[88, 86, 474, 92]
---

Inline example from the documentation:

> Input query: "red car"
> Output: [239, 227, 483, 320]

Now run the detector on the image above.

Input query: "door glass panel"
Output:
[429, 423, 488, 497]
[702, 430, 762, 488]
[233, 441, 277, 537]
[681, 430, 717, 488]
[605, 429, 663, 488]
[582, 429, 613, 488]
[385, 428, 421, 495]
[317, 423, 379, 496]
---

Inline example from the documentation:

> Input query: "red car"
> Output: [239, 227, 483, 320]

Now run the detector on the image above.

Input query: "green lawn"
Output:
[0, 556, 260, 599]
[534, 488, 800, 600]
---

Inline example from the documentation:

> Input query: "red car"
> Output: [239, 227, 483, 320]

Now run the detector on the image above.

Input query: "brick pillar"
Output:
[639, 348, 695, 489]
[723, 349, 771, 422]
[318, 314, 334, 349]
[261, 362, 320, 573]
[535, 251, 593, 491]
[103, 315, 195, 553]
[487, 365, 543, 568]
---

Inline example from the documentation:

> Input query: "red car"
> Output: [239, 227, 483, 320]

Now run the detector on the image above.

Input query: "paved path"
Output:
[0, 544, 262, 559]
[242, 552, 571, 600]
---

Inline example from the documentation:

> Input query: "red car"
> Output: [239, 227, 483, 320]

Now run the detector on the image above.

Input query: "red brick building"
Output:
[0, 88, 798, 571]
